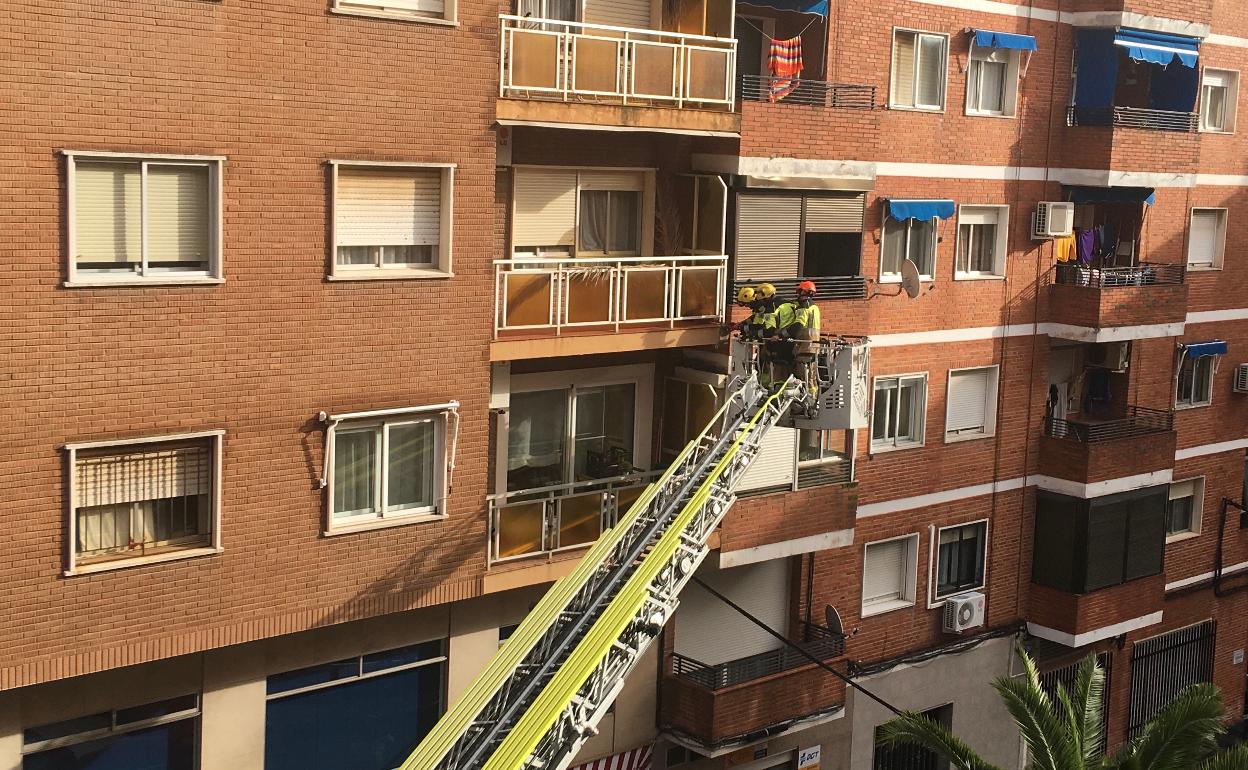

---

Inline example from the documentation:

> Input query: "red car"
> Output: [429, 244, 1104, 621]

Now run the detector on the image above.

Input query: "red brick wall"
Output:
[1037, 432, 1177, 485]
[1028, 576, 1165, 637]
[720, 484, 857, 554]
[1046, 283, 1189, 329]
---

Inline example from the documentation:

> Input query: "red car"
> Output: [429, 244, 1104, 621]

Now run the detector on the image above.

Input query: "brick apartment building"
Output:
[2, 0, 1248, 767]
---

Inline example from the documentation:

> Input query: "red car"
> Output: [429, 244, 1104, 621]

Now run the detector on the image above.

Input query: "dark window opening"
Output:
[873, 704, 952, 770]
[803, 232, 862, 277]
[936, 522, 987, 598]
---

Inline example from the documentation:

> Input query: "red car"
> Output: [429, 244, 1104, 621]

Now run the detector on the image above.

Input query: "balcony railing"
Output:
[1045, 405, 1174, 443]
[499, 15, 736, 109]
[1053, 262, 1186, 288]
[671, 620, 845, 690]
[730, 275, 868, 302]
[740, 74, 876, 109]
[488, 473, 655, 563]
[495, 256, 727, 337]
[1067, 105, 1199, 133]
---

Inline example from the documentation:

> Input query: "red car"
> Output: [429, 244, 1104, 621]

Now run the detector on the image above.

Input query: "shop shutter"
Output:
[946, 368, 991, 433]
[337, 167, 441, 247]
[583, 0, 651, 30]
[74, 161, 142, 265]
[803, 194, 865, 233]
[735, 193, 801, 280]
[674, 559, 790, 665]
[736, 426, 795, 492]
[513, 168, 578, 247]
[863, 539, 908, 604]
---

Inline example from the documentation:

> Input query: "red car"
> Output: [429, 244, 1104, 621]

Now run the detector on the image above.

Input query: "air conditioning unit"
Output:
[1087, 341, 1130, 371]
[1234, 364, 1248, 394]
[1033, 202, 1075, 239]
[942, 591, 986, 633]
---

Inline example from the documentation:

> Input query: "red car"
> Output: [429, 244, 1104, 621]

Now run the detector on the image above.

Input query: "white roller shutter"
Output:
[345, 0, 445, 14]
[736, 426, 795, 492]
[674, 559, 791, 665]
[513, 168, 578, 247]
[76, 444, 213, 508]
[583, 0, 651, 30]
[578, 170, 645, 191]
[336, 167, 441, 247]
[946, 368, 991, 434]
[863, 538, 909, 605]
[147, 165, 210, 265]
[735, 193, 801, 280]
[1188, 210, 1222, 266]
[74, 161, 141, 265]
[804, 194, 865, 233]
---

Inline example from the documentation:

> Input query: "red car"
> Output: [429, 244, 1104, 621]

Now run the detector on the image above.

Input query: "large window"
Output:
[966, 47, 1018, 117]
[1166, 478, 1204, 540]
[67, 433, 222, 573]
[265, 640, 447, 770]
[332, 0, 457, 23]
[330, 410, 448, 528]
[512, 168, 649, 259]
[1175, 354, 1215, 408]
[935, 521, 987, 598]
[68, 153, 220, 285]
[890, 30, 948, 111]
[332, 163, 453, 278]
[1187, 208, 1227, 270]
[1200, 68, 1239, 133]
[578, 190, 641, 255]
[881, 216, 936, 280]
[862, 534, 918, 616]
[22, 695, 199, 770]
[871, 375, 927, 450]
[734, 192, 866, 282]
[944, 366, 999, 441]
[797, 429, 852, 489]
[954, 206, 1008, 278]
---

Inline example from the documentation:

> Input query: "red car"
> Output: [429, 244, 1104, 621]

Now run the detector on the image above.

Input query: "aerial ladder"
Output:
[401, 335, 870, 770]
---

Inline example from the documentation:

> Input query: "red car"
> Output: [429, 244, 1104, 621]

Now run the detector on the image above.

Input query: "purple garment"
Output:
[1076, 228, 1096, 265]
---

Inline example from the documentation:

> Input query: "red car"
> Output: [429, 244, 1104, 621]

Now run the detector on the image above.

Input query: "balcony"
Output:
[497, 15, 739, 134]
[739, 75, 876, 109]
[1028, 575, 1165, 647]
[671, 620, 844, 690]
[1047, 263, 1187, 337]
[1040, 407, 1176, 485]
[1066, 105, 1198, 133]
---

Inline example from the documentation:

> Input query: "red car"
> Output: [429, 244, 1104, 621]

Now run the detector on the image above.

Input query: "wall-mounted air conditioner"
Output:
[942, 591, 986, 633]
[1087, 341, 1130, 372]
[1033, 202, 1075, 239]
[1234, 364, 1248, 394]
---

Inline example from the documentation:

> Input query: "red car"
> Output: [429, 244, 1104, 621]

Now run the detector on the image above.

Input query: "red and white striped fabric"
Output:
[569, 745, 653, 770]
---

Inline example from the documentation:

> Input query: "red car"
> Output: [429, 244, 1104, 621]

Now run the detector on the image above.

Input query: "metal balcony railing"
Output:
[797, 458, 853, 489]
[731, 275, 868, 303]
[1045, 405, 1174, 443]
[1052, 262, 1185, 288]
[671, 620, 845, 691]
[739, 74, 876, 109]
[499, 15, 736, 109]
[1066, 105, 1199, 133]
[495, 256, 727, 337]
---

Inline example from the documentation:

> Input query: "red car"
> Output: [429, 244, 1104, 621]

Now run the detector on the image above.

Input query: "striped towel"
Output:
[768, 36, 804, 102]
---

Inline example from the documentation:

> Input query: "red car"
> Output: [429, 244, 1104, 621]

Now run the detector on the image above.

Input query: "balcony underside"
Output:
[497, 97, 741, 135]
[490, 324, 721, 360]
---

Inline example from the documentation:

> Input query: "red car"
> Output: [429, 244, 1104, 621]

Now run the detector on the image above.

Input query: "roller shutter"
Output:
[735, 193, 801, 280]
[804, 194, 865, 233]
[736, 426, 795, 492]
[337, 167, 442, 247]
[513, 168, 578, 247]
[674, 559, 790, 665]
[583, 0, 651, 30]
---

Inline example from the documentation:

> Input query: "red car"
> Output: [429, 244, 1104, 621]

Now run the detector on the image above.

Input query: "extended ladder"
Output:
[401, 373, 802, 770]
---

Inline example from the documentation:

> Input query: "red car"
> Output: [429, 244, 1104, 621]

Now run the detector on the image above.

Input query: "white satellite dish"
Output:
[900, 259, 922, 299]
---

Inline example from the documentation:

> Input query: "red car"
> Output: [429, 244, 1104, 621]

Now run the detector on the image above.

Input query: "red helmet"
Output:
[797, 280, 817, 296]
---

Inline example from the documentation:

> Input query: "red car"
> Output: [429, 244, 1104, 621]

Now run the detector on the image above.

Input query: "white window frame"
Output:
[330, 0, 458, 25]
[1199, 67, 1239, 134]
[64, 150, 225, 288]
[324, 403, 458, 534]
[329, 161, 455, 280]
[1186, 207, 1227, 271]
[509, 165, 656, 260]
[964, 46, 1020, 118]
[890, 28, 949, 112]
[1174, 352, 1217, 410]
[870, 373, 928, 452]
[63, 430, 225, 576]
[944, 364, 1000, 443]
[953, 205, 1009, 279]
[862, 533, 919, 617]
[1165, 477, 1205, 543]
[927, 518, 989, 605]
[880, 216, 937, 282]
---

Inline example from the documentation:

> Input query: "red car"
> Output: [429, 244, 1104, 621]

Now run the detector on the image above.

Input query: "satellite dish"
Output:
[824, 604, 844, 636]
[900, 259, 922, 299]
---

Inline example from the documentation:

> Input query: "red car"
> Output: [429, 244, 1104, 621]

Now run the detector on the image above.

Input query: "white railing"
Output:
[499, 14, 736, 109]
[494, 255, 727, 337]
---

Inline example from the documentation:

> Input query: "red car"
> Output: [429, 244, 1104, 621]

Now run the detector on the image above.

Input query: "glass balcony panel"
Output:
[565, 269, 613, 324]
[497, 501, 546, 559]
[557, 493, 603, 549]
[504, 272, 553, 327]
[572, 37, 620, 94]
[623, 269, 667, 320]
[632, 43, 678, 99]
[511, 30, 561, 90]
[678, 267, 718, 318]
[686, 47, 730, 102]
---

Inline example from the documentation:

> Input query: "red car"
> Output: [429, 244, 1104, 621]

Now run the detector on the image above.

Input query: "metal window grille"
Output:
[1128, 621, 1216, 737]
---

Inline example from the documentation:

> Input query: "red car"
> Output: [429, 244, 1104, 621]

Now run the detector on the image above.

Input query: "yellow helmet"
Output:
[736, 286, 756, 304]
[755, 282, 776, 300]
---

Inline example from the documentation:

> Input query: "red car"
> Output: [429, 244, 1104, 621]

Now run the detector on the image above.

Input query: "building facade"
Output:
[2, 0, 1247, 768]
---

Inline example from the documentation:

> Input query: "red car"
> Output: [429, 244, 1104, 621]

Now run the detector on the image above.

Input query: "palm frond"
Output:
[1121, 682, 1225, 770]
[1071, 654, 1106, 763]
[993, 647, 1081, 770]
[877, 712, 1007, 770]
[1194, 744, 1248, 770]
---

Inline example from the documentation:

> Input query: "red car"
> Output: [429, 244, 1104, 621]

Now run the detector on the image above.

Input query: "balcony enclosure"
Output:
[1069, 28, 1201, 132]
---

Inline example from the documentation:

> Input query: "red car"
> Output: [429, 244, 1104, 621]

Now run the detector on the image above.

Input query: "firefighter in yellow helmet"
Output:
[747, 283, 779, 340]
[734, 285, 757, 337]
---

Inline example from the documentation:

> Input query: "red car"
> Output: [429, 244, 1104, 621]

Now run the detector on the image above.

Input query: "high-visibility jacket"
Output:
[777, 300, 819, 336]
[749, 301, 777, 332]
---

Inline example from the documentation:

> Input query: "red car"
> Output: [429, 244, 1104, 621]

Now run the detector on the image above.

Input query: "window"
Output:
[498, 623, 520, 648]
[871, 375, 927, 450]
[891, 30, 948, 111]
[874, 704, 951, 770]
[935, 521, 987, 598]
[862, 535, 918, 616]
[578, 190, 641, 255]
[881, 216, 936, 280]
[1175, 354, 1215, 408]
[512, 168, 650, 259]
[266, 640, 447, 770]
[1200, 69, 1239, 133]
[67, 153, 221, 285]
[330, 410, 449, 528]
[22, 695, 199, 770]
[661, 374, 722, 462]
[1187, 208, 1227, 270]
[507, 383, 637, 491]
[797, 429, 852, 488]
[1166, 478, 1204, 540]
[332, 163, 453, 279]
[967, 48, 1019, 117]
[332, 0, 456, 23]
[945, 365, 999, 441]
[954, 206, 1008, 278]
[517, 0, 577, 22]
[1127, 621, 1215, 738]
[66, 433, 222, 573]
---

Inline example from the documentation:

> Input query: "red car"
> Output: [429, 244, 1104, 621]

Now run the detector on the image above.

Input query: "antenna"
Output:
[900, 259, 922, 299]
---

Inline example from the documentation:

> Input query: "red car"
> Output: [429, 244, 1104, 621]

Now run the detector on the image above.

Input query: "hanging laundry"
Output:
[1076, 228, 1096, 265]
[1054, 233, 1076, 263]
[768, 36, 803, 102]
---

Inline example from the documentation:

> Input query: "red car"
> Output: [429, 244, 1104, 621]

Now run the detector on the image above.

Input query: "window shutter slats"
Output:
[804, 194, 866, 233]
[75, 162, 142, 265]
[674, 560, 790, 665]
[577, 170, 645, 191]
[1189, 210, 1220, 265]
[146, 165, 210, 265]
[737, 426, 795, 491]
[337, 168, 441, 248]
[582, 0, 651, 30]
[735, 193, 801, 280]
[864, 539, 907, 603]
[947, 369, 990, 432]
[342, 0, 446, 13]
[514, 168, 578, 247]
[891, 32, 916, 107]
[77, 445, 212, 508]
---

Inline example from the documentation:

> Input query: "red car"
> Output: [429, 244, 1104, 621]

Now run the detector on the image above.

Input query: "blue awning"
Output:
[1066, 185, 1156, 206]
[973, 29, 1038, 52]
[1114, 28, 1200, 68]
[737, 0, 828, 16]
[1184, 340, 1228, 358]
[886, 199, 956, 222]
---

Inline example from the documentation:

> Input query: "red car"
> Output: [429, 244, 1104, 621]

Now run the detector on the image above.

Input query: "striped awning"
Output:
[570, 745, 653, 770]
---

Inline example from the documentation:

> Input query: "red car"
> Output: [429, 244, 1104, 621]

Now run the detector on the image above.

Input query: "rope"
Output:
[736, 13, 821, 44]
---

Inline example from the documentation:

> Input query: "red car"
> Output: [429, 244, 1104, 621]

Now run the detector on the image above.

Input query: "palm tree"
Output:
[876, 646, 1248, 770]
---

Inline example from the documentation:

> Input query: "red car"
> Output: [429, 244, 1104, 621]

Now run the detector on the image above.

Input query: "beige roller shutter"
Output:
[863, 538, 909, 605]
[735, 193, 801, 280]
[513, 168, 578, 247]
[674, 559, 790, 665]
[891, 31, 916, 107]
[578, 169, 645, 191]
[804, 194, 865, 233]
[74, 161, 142, 265]
[337, 167, 441, 247]
[583, 0, 651, 30]
[147, 165, 210, 266]
[736, 426, 795, 492]
[76, 444, 213, 508]
[946, 368, 991, 434]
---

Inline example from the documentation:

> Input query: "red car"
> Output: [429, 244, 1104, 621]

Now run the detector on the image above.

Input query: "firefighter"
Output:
[777, 281, 821, 395]
[734, 285, 757, 338]
[740, 283, 778, 341]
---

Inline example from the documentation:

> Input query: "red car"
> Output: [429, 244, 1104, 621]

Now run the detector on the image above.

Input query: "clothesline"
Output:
[736, 14, 821, 44]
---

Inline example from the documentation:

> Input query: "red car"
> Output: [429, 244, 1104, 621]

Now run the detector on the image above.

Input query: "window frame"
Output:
[870, 373, 928, 452]
[880, 216, 937, 282]
[64, 150, 225, 288]
[944, 364, 1000, 443]
[930, 519, 989, 602]
[63, 430, 225, 576]
[861, 533, 920, 617]
[965, 46, 1020, 118]
[890, 28, 950, 112]
[1186, 207, 1227, 271]
[329, 160, 456, 281]
[576, 188, 644, 257]
[1199, 67, 1239, 134]
[1174, 352, 1216, 409]
[330, 0, 458, 26]
[509, 165, 655, 260]
[1165, 477, 1205, 543]
[953, 205, 1009, 279]
[22, 694, 201, 759]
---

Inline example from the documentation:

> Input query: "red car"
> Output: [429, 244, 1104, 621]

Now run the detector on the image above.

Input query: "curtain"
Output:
[880, 218, 905, 274]
[578, 191, 609, 254]
[609, 192, 640, 253]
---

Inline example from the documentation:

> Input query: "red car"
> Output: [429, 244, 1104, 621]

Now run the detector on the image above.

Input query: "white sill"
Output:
[870, 441, 924, 454]
[862, 598, 915, 618]
[1166, 531, 1201, 544]
[1185, 264, 1223, 272]
[929, 585, 986, 609]
[945, 430, 994, 444]
[324, 512, 446, 536]
[889, 104, 945, 113]
[878, 275, 934, 285]
[1174, 401, 1212, 411]
[66, 546, 221, 576]
[954, 273, 1006, 281]
[1199, 128, 1234, 135]
[329, 6, 458, 26]
[965, 111, 1017, 120]
[327, 269, 454, 281]
[64, 277, 225, 288]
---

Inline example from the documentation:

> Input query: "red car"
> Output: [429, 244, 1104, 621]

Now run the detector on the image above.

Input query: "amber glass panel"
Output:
[679, 267, 718, 318]
[511, 31, 561, 90]
[565, 270, 613, 324]
[632, 43, 678, 98]
[497, 501, 546, 558]
[573, 37, 620, 94]
[686, 48, 729, 101]
[687, 383, 718, 437]
[557, 493, 603, 549]
[504, 272, 553, 327]
[624, 269, 667, 320]
[614, 485, 645, 521]
[661, 378, 688, 455]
